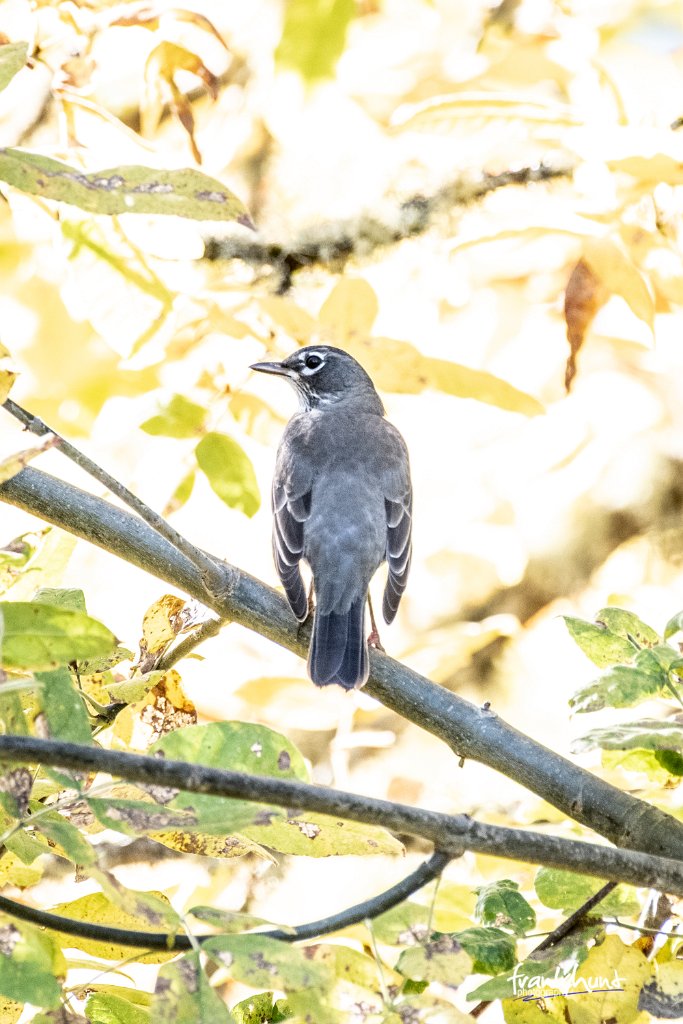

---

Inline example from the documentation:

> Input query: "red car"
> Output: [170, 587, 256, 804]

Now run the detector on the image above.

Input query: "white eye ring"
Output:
[301, 353, 324, 375]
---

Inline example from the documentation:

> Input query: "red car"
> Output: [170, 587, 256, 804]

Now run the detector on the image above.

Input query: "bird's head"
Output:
[250, 345, 383, 413]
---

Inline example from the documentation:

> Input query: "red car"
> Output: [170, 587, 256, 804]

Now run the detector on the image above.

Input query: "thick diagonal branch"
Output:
[2, 466, 683, 859]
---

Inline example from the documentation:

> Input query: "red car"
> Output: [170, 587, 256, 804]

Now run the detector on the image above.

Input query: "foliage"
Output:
[0, 1, 682, 1021]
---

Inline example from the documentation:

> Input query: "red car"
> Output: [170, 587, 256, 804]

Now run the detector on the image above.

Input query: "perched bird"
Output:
[251, 345, 412, 690]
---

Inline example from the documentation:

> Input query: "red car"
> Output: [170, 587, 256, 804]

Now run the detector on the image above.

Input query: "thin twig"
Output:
[0, 737, 682, 893]
[156, 616, 226, 671]
[0, 850, 451, 950]
[1, 398, 231, 599]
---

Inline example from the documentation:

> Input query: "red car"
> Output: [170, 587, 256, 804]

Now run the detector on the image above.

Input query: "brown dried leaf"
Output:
[564, 258, 608, 392]
[142, 41, 219, 162]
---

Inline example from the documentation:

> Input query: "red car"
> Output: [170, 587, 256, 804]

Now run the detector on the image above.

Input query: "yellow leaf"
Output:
[564, 934, 651, 1024]
[141, 595, 187, 657]
[583, 238, 654, 331]
[113, 668, 196, 747]
[429, 358, 544, 416]
[149, 828, 274, 861]
[391, 92, 580, 132]
[319, 278, 379, 340]
[346, 336, 544, 415]
[48, 890, 176, 963]
[235, 677, 350, 731]
[450, 214, 603, 254]
[0, 849, 43, 888]
[608, 153, 683, 186]
[0, 369, 16, 404]
[0, 995, 23, 1024]
[260, 296, 317, 343]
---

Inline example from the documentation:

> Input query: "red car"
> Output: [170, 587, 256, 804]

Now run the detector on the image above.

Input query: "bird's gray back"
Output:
[276, 407, 406, 613]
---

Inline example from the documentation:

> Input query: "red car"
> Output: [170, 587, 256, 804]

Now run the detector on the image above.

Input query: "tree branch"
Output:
[203, 163, 572, 291]
[0, 736, 682, 893]
[2, 466, 682, 862]
[0, 850, 452, 951]
[2, 398, 230, 599]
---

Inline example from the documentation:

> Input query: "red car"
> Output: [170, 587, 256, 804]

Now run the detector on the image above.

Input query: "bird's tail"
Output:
[308, 597, 367, 690]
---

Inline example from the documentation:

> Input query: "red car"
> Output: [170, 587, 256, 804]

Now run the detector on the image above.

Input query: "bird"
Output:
[250, 344, 412, 690]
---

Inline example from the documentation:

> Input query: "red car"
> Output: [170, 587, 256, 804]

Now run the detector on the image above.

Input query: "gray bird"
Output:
[250, 345, 412, 689]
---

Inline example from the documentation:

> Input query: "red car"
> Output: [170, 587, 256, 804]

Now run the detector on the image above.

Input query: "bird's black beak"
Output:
[250, 360, 292, 377]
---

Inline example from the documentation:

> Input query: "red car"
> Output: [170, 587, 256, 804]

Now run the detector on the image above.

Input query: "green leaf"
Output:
[276, 0, 355, 82]
[33, 809, 96, 867]
[36, 666, 92, 744]
[572, 718, 683, 754]
[0, 43, 27, 94]
[569, 645, 677, 714]
[455, 927, 517, 975]
[195, 432, 260, 516]
[653, 749, 683, 775]
[147, 722, 303, 835]
[153, 722, 400, 856]
[231, 993, 280, 1024]
[0, 149, 252, 222]
[602, 747, 683, 782]
[141, 395, 206, 438]
[204, 934, 331, 992]
[305, 942, 394, 992]
[0, 601, 117, 669]
[189, 906, 285, 933]
[241, 810, 404, 857]
[563, 615, 638, 668]
[151, 952, 233, 1023]
[468, 930, 595, 1002]
[593, 607, 659, 647]
[87, 796, 203, 836]
[373, 901, 429, 945]
[86, 992, 151, 1024]
[474, 880, 536, 936]
[664, 610, 683, 640]
[32, 587, 87, 613]
[153, 720, 309, 779]
[49, 890, 177, 963]
[164, 470, 196, 516]
[79, 645, 134, 674]
[0, 688, 27, 736]
[534, 867, 639, 916]
[0, 918, 63, 1008]
[396, 935, 472, 986]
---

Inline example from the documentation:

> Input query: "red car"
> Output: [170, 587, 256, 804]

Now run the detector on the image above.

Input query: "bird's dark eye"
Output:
[304, 354, 323, 369]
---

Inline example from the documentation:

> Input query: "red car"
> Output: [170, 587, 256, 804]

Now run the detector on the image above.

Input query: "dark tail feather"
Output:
[308, 598, 367, 690]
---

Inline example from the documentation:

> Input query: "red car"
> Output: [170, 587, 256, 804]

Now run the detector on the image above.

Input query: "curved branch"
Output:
[0, 736, 682, 893]
[2, 467, 683, 860]
[0, 850, 451, 951]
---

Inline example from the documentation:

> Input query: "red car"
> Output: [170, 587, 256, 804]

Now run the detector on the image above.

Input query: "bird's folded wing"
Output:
[381, 428, 412, 624]
[272, 462, 312, 622]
